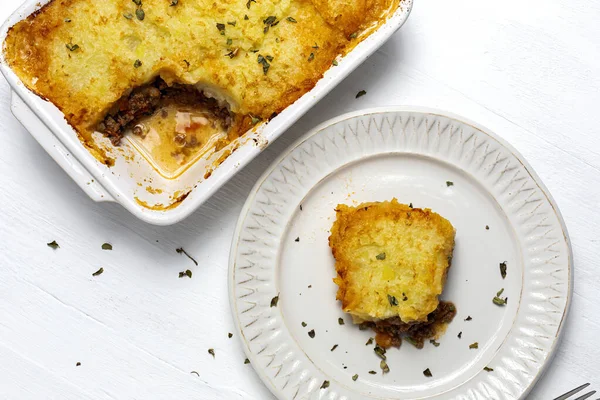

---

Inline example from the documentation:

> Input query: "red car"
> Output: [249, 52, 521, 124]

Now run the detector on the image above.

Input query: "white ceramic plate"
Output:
[0, 0, 412, 225]
[229, 108, 572, 400]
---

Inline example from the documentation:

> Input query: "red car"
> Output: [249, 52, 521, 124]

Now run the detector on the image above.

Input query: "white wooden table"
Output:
[1, 1, 599, 399]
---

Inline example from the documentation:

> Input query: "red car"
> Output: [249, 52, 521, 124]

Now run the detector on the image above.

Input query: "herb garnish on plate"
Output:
[493, 288, 507, 305]
[499, 261, 507, 279]
[270, 295, 279, 307]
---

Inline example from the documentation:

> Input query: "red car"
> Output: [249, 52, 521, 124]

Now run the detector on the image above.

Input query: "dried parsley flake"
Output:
[135, 8, 145, 21]
[47, 240, 60, 249]
[320, 380, 330, 389]
[493, 288, 507, 305]
[373, 345, 386, 360]
[208, 348, 215, 358]
[380, 360, 390, 373]
[92, 267, 104, 276]
[499, 261, 507, 279]
[257, 54, 271, 74]
[178, 269, 192, 278]
[308, 329, 315, 338]
[176, 247, 198, 266]
[66, 43, 80, 51]
[423, 368, 432, 377]
[270, 295, 279, 307]
[101, 243, 113, 250]
[376, 252, 386, 260]
[356, 90, 367, 98]
[338, 318, 345, 325]
[469, 342, 479, 349]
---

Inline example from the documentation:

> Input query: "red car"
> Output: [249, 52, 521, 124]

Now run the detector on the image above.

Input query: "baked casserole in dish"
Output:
[1, 0, 412, 224]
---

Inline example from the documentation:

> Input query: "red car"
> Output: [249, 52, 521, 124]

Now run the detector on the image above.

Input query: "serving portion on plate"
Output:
[229, 108, 572, 399]
[0, 0, 412, 224]
[330, 199, 458, 350]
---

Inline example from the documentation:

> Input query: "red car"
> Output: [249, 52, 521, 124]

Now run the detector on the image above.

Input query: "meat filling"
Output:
[364, 301, 457, 349]
[98, 78, 233, 145]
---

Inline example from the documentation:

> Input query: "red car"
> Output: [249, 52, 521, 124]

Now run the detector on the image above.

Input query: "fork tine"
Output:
[573, 391, 597, 400]
[554, 384, 591, 400]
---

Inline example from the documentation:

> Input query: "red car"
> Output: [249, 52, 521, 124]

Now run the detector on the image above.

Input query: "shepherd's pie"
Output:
[329, 199, 457, 348]
[3, 0, 400, 169]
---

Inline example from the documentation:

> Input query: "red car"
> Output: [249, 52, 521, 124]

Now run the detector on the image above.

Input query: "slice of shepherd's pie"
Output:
[329, 198, 457, 348]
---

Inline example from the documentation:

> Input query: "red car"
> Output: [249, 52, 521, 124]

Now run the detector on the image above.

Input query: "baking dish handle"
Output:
[10, 91, 114, 203]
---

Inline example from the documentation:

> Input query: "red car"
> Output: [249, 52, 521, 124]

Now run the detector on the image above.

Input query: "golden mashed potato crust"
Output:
[329, 199, 456, 323]
[3, 0, 398, 156]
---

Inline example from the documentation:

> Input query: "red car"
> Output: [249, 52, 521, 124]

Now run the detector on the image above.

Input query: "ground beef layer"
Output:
[363, 301, 457, 349]
[97, 78, 233, 145]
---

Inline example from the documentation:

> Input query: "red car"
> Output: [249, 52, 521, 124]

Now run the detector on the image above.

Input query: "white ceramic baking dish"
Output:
[0, 0, 412, 225]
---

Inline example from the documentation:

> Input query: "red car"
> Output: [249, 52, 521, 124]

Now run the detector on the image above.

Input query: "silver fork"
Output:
[554, 383, 598, 400]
